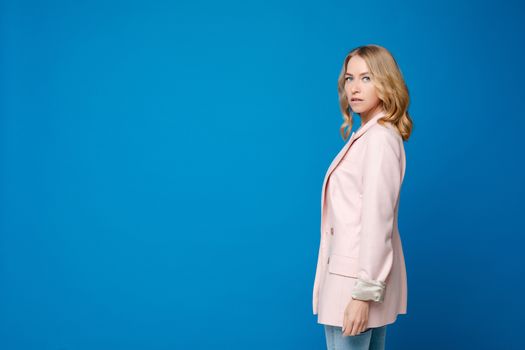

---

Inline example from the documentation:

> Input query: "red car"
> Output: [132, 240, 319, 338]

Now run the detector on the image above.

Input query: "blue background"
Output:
[1, 0, 524, 349]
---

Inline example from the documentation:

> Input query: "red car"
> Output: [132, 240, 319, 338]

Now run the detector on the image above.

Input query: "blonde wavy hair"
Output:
[337, 44, 413, 141]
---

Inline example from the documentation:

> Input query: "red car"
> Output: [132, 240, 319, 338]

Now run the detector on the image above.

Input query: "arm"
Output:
[351, 131, 402, 303]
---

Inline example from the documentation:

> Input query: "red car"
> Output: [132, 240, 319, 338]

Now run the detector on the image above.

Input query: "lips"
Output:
[351, 98, 363, 102]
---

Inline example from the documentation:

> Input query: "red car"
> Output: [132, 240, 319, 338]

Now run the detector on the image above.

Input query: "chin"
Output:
[350, 107, 365, 114]
[350, 106, 373, 115]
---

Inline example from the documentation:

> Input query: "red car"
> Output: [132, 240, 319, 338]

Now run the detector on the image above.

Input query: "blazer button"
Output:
[330, 227, 334, 235]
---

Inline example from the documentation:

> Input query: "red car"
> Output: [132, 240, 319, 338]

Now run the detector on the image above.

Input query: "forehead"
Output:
[346, 55, 369, 73]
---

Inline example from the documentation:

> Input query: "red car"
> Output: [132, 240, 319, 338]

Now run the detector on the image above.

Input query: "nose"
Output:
[349, 81, 360, 93]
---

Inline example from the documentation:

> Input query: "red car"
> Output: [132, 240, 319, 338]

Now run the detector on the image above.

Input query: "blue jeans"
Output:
[324, 324, 387, 350]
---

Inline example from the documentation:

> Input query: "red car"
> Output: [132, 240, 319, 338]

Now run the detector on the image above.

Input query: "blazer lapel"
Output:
[320, 110, 387, 220]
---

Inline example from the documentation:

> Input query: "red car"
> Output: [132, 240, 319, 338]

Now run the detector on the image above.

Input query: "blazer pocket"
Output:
[328, 254, 360, 278]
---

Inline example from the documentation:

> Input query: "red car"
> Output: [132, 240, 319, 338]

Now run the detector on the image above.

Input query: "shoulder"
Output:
[364, 122, 402, 159]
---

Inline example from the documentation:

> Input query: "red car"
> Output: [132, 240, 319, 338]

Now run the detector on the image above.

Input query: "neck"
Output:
[359, 105, 384, 126]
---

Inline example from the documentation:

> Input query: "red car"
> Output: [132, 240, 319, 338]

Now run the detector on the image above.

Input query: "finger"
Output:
[356, 322, 363, 334]
[343, 320, 353, 336]
[355, 321, 365, 336]
[342, 321, 349, 336]
[351, 321, 360, 336]
[362, 324, 369, 333]
[359, 323, 366, 334]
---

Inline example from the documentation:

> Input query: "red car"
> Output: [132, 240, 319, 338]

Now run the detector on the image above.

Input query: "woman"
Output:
[312, 44, 413, 350]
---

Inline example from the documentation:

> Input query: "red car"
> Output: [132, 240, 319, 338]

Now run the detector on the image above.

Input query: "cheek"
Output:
[365, 85, 379, 101]
[344, 84, 351, 96]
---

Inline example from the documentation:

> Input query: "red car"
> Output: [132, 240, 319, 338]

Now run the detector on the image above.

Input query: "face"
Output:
[344, 55, 382, 118]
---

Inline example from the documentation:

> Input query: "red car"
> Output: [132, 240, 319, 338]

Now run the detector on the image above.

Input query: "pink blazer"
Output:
[312, 110, 408, 328]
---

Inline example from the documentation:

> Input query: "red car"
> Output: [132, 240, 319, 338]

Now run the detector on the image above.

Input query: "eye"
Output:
[362, 76, 371, 82]
[345, 76, 352, 82]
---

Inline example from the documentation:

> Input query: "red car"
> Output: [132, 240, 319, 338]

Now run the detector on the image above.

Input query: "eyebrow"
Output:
[344, 72, 370, 76]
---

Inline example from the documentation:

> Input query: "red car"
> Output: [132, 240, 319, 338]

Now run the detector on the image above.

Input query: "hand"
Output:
[342, 297, 370, 336]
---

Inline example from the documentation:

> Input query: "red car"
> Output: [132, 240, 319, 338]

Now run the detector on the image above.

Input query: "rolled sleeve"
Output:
[351, 130, 402, 303]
